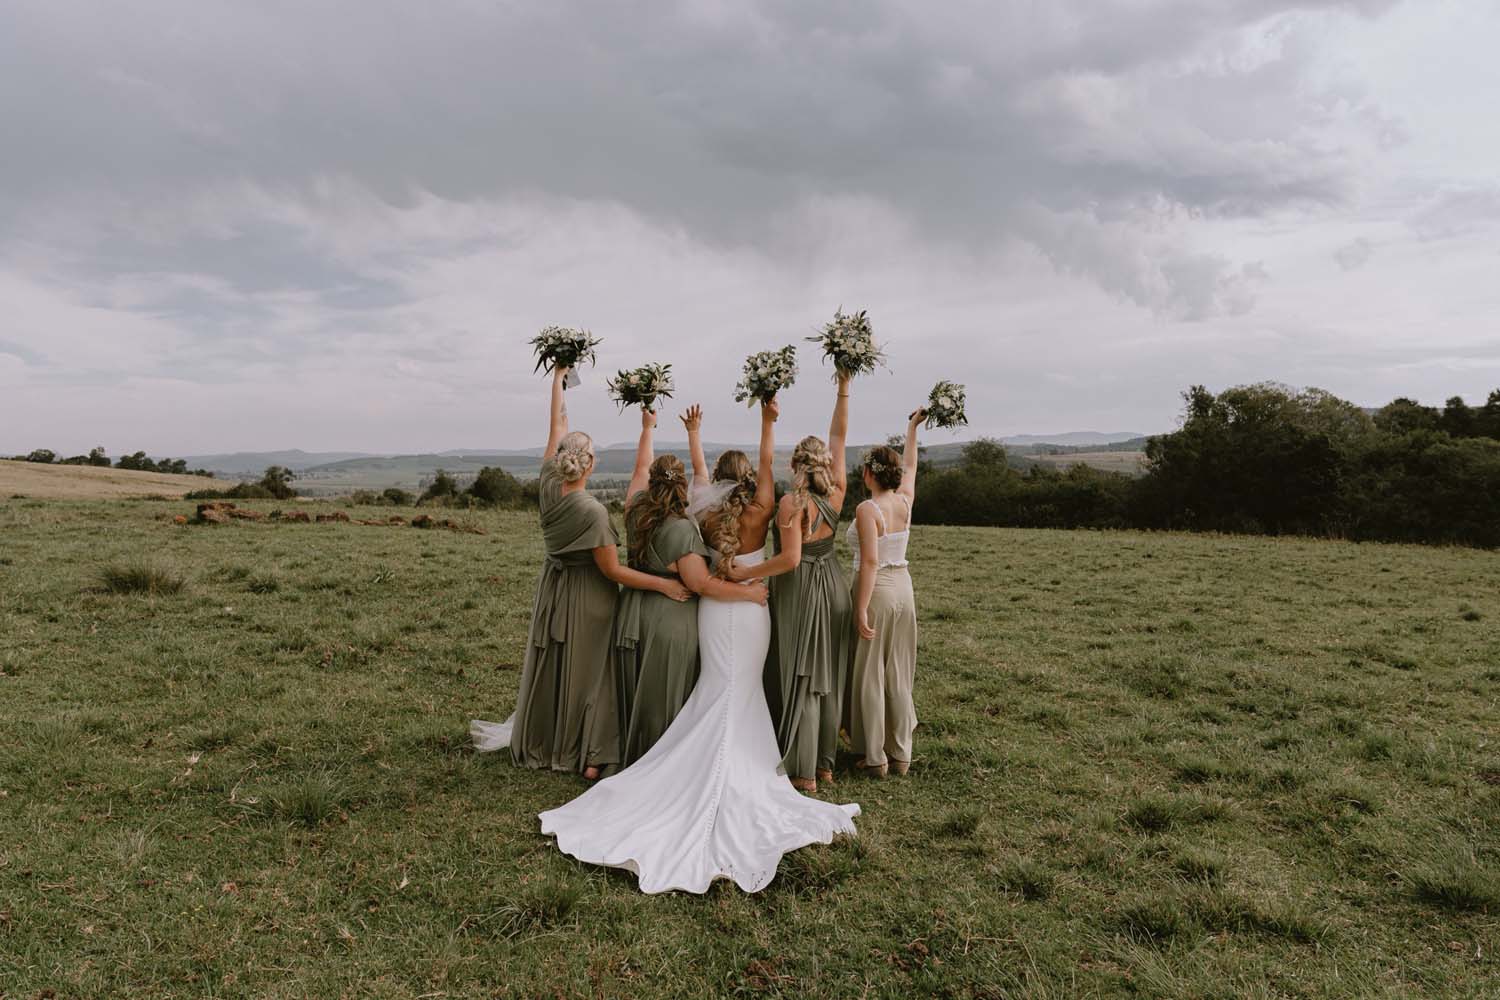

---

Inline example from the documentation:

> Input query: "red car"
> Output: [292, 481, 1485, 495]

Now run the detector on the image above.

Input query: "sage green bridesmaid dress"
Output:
[509, 458, 624, 775]
[615, 511, 711, 765]
[767, 492, 852, 780]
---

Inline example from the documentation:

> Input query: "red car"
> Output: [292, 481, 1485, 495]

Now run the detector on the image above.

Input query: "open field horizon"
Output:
[2, 497, 1495, 997]
[0, 460, 220, 501]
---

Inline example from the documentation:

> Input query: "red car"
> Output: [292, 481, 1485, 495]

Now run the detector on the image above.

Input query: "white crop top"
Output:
[847, 495, 911, 572]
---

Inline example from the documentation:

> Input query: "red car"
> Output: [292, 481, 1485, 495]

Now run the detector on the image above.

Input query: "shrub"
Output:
[382, 487, 414, 507]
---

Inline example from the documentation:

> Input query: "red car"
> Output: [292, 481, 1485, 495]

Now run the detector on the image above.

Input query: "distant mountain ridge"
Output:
[180, 449, 378, 474]
[999, 431, 1146, 446]
[186, 431, 1155, 493]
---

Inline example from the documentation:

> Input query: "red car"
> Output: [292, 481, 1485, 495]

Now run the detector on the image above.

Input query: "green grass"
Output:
[1, 498, 1497, 997]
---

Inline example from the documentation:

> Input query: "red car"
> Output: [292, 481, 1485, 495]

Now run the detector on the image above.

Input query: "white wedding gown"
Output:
[538, 550, 860, 893]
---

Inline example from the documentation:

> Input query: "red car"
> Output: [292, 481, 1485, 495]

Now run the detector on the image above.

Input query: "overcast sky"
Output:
[2, 0, 1497, 455]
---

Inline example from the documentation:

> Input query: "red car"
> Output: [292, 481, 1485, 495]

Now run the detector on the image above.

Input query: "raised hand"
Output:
[679, 404, 702, 434]
[909, 408, 928, 428]
[642, 406, 658, 430]
[764, 396, 780, 422]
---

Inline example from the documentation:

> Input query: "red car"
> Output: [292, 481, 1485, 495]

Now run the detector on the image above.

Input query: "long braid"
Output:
[703, 450, 755, 579]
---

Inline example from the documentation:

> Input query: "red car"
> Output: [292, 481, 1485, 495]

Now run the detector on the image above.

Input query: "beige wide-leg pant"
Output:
[849, 566, 918, 767]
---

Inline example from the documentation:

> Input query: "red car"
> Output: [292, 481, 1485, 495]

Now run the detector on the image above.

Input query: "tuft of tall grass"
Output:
[255, 770, 347, 828]
[1407, 844, 1497, 913]
[99, 562, 185, 595]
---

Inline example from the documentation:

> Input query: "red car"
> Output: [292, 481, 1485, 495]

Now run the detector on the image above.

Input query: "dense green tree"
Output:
[1478, 389, 1500, 441]
[1137, 383, 1346, 535]
[466, 466, 522, 506]
[26, 449, 56, 463]
[960, 438, 1008, 471]
[1439, 396, 1475, 438]
[258, 466, 297, 500]
[419, 469, 459, 504]
[1374, 398, 1440, 436]
[116, 451, 156, 472]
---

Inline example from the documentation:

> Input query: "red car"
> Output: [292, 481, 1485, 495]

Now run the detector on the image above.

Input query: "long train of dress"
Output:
[537, 551, 859, 893]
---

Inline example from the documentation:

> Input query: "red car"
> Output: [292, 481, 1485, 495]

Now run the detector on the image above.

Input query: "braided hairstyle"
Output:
[626, 455, 689, 567]
[555, 431, 595, 483]
[787, 435, 836, 538]
[702, 450, 756, 579]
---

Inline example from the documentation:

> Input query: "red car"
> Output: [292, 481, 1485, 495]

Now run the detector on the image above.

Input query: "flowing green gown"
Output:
[509, 459, 623, 775]
[615, 511, 710, 765]
[767, 492, 852, 779]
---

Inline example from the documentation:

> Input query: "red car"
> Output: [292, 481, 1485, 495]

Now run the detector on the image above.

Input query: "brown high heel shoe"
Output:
[790, 776, 817, 794]
[816, 768, 835, 787]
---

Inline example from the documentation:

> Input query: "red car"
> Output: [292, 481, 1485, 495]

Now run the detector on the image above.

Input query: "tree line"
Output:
[8, 446, 215, 477]
[870, 384, 1500, 549]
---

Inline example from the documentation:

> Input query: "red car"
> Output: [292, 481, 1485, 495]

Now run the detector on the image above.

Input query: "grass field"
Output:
[0, 460, 220, 500]
[1, 498, 1497, 998]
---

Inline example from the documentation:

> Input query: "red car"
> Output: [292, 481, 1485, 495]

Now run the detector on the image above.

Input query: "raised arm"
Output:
[729, 494, 803, 581]
[899, 407, 925, 501]
[544, 365, 570, 456]
[677, 553, 767, 604]
[626, 408, 655, 500]
[828, 372, 851, 498]
[754, 397, 778, 509]
[680, 404, 708, 485]
[592, 545, 691, 601]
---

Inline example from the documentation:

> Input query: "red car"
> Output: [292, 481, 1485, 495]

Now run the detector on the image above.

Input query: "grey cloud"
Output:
[0, 1, 1402, 319]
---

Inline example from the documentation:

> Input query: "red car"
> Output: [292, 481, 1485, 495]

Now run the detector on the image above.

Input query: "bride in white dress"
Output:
[539, 399, 860, 893]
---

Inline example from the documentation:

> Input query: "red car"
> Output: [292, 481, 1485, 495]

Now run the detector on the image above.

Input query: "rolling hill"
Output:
[0, 460, 221, 500]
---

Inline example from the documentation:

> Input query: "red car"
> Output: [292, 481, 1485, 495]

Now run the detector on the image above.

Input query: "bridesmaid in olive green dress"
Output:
[507, 366, 694, 780]
[730, 373, 853, 793]
[615, 407, 767, 765]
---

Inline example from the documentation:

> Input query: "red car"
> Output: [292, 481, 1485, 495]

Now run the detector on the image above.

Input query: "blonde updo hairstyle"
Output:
[626, 455, 689, 567]
[790, 435, 834, 498]
[555, 431, 595, 483]
[702, 450, 756, 578]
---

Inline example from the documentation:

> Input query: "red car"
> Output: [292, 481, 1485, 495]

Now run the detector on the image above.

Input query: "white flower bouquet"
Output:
[808, 308, 885, 378]
[924, 380, 968, 430]
[733, 345, 798, 407]
[606, 362, 675, 413]
[530, 326, 602, 386]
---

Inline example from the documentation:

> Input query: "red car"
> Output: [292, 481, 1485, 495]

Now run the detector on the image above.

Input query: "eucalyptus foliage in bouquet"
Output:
[924, 380, 968, 430]
[606, 362, 675, 413]
[530, 326, 602, 382]
[733, 345, 798, 407]
[808, 308, 885, 378]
